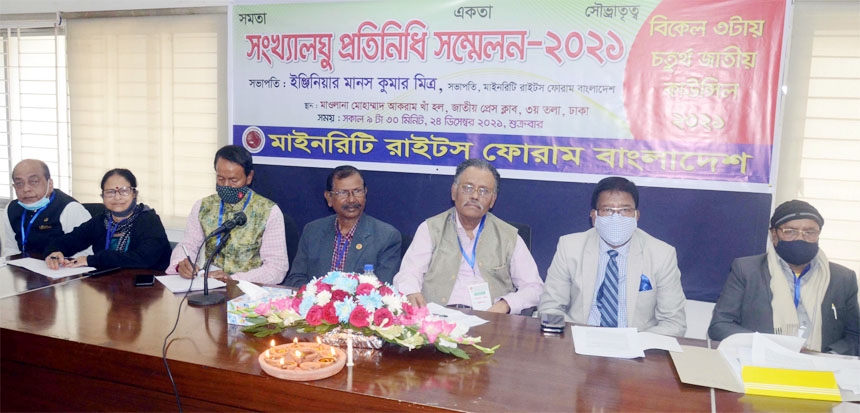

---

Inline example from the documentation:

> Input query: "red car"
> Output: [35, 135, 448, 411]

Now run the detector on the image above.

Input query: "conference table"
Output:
[0, 265, 848, 412]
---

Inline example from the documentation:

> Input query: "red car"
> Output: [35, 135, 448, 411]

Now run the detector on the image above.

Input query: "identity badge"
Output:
[468, 282, 492, 311]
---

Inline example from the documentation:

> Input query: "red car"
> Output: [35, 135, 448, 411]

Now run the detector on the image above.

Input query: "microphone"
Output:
[206, 212, 247, 240]
[188, 212, 247, 307]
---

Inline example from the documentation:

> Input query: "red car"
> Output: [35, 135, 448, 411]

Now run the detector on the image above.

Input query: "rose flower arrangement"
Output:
[234, 271, 498, 359]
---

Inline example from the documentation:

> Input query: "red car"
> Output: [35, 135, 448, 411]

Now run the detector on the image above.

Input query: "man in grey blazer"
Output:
[709, 200, 859, 355]
[281, 165, 402, 287]
[538, 177, 686, 337]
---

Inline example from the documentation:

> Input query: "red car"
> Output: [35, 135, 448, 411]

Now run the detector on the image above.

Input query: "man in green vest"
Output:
[393, 159, 544, 314]
[166, 145, 288, 284]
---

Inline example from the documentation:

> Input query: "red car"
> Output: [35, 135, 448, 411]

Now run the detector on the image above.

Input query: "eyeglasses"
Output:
[329, 187, 367, 199]
[596, 207, 636, 217]
[101, 187, 136, 199]
[458, 184, 494, 198]
[776, 227, 820, 242]
[12, 178, 44, 189]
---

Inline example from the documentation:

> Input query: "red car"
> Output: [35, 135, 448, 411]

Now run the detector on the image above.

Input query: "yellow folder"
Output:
[742, 366, 842, 402]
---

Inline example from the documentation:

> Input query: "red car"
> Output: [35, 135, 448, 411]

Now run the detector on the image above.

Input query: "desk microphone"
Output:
[188, 211, 247, 306]
[206, 212, 247, 240]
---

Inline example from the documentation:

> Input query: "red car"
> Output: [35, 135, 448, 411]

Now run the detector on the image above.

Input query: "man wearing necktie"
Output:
[538, 177, 687, 337]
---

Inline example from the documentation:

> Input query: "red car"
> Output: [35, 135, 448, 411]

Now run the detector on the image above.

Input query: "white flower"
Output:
[315, 290, 331, 306]
[304, 282, 318, 297]
[380, 293, 405, 312]
[266, 313, 283, 324]
[357, 274, 381, 287]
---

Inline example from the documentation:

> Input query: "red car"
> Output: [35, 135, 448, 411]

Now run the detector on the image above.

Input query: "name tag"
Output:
[468, 282, 492, 311]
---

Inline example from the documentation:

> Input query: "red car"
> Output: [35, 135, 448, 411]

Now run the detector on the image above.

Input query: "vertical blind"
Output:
[776, 1, 860, 274]
[65, 13, 224, 228]
[0, 22, 70, 199]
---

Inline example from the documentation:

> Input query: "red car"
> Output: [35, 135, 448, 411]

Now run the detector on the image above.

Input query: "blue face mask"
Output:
[17, 187, 51, 211]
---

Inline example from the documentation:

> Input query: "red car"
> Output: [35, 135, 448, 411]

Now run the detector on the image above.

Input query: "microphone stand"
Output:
[188, 232, 231, 306]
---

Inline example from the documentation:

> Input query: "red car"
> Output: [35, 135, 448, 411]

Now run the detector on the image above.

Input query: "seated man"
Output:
[538, 177, 686, 337]
[2, 159, 91, 258]
[393, 159, 543, 314]
[283, 165, 401, 287]
[165, 145, 288, 284]
[709, 200, 859, 355]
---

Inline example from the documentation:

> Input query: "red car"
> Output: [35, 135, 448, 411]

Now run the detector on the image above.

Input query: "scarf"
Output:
[766, 236, 830, 351]
[104, 204, 148, 253]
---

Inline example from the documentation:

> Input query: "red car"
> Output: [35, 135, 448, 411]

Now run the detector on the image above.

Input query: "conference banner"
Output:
[229, 0, 789, 192]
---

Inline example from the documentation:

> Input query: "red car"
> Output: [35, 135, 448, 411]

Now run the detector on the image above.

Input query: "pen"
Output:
[831, 303, 837, 320]
[181, 244, 196, 276]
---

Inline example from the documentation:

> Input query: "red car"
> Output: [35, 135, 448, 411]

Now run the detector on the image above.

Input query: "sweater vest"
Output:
[422, 208, 517, 305]
[199, 192, 274, 274]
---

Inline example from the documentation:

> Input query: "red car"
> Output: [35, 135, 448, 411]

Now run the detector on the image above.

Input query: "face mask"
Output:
[217, 185, 251, 204]
[17, 186, 51, 211]
[111, 198, 138, 219]
[594, 214, 637, 247]
[774, 239, 819, 266]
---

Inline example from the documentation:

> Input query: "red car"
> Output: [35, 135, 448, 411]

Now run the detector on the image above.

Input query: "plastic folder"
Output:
[742, 366, 841, 402]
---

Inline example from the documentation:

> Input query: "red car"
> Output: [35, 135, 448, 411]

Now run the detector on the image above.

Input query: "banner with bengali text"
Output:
[230, 0, 789, 192]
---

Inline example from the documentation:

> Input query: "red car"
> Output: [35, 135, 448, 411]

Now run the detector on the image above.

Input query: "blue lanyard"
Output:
[105, 220, 120, 250]
[457, 215, 486, 269]
[793, 264, 811, 308]
[19, 192, 55, 253]
[217, 191, 253, 246]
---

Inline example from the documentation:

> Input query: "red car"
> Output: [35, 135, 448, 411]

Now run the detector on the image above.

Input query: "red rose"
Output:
[306, 306, 324, 326]
[355, 283, 375, 296]
[373, 308, 395, 327]
[330, 289, 350, 302]
[378, 285, 394, 296]
[322, 302, 339, 324]
[349, 306, 372, 328]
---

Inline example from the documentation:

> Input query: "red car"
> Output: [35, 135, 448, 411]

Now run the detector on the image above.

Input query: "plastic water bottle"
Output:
[363, 264, 376, 278]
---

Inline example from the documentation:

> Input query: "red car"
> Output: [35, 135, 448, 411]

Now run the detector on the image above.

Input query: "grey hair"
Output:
[453, 159, 500, 193]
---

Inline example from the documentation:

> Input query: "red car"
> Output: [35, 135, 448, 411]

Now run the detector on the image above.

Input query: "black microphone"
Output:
[206, 211, 247, 239]
[188, 211, 247, 307]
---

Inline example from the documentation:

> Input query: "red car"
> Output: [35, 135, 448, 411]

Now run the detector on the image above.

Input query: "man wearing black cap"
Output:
[709, 200, 859, 355]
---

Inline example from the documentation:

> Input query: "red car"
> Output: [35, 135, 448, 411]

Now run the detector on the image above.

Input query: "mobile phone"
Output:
[540, 313, 566, 334]
[134, 274, 156, 287]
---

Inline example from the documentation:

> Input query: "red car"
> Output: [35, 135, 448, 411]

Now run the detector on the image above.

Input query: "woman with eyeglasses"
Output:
[44, 169, 172, 271]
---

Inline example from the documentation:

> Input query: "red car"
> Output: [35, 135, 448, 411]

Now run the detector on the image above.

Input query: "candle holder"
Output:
[259, 342, 346, 381]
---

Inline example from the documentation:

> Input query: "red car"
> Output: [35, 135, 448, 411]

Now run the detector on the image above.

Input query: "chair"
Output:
[82, 202, 106, 218]
[506, 221, 532, 252]
[400, 230, 413, 259]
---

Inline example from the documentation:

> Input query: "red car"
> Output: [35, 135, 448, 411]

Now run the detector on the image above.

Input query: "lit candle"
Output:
[346, 334, 354, 367]
[330, 347, 336, 357]
[292, 337, 299, 348]
[270, 339, 276, 348]
[316, 336, 323, 350]
[294, 349, 303, 366]
[264, 349, 270, 359]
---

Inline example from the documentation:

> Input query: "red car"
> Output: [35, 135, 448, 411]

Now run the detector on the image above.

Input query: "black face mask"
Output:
[774, 239, 819, 266]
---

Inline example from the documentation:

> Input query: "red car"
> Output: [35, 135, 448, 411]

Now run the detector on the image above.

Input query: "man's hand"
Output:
[208, 270, 230, 282]
[406, 292, 427, 308]
[487, 299, 511, 314]
[177, 259, 198, 279]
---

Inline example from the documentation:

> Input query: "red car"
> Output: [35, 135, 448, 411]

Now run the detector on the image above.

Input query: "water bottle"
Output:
[363, 264, 376, 278]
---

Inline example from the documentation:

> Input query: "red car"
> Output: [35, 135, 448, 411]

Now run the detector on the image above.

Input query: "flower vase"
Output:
[321, 326, 383, 349]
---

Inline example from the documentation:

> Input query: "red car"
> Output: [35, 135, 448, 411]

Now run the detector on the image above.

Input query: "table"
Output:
[0, 257, 91, 299]
[0, 268, 846, 412]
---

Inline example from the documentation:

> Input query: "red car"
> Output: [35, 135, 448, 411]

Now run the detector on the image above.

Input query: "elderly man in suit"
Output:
[709, 200, 859, 355]
[282, 165, 402, 286]
[538, 176, 687, 337]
